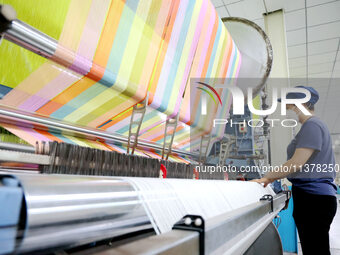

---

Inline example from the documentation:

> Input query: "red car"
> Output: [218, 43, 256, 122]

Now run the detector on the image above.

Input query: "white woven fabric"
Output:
[124, 178, 275, 234]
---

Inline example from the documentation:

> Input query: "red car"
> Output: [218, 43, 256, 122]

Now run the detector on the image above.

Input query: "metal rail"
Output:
[93, 192, 288, 255]
[0, 149, 49, 165]
[0, 141, 35, 153]
[0, 105, 197, 157]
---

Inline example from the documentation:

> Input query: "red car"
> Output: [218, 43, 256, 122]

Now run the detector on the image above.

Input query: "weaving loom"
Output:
[0, 1, 287, 255]
[0, 0, 241, 155]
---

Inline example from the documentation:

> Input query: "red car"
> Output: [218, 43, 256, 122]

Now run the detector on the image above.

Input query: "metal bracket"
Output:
[281, 190, 291, 210]
[282, 190, 291, 200]
[173, 215, 205, 255]
[218, 135, 236, 167]
[218, 141, 229, 166]
[161, 113, 179, 160]
[199, 134, 211, 164]
[260, 194, 274, 213]
[127, 93, 148, 155]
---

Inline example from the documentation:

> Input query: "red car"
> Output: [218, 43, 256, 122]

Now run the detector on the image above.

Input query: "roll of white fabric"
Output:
[124, 178, 275, 234]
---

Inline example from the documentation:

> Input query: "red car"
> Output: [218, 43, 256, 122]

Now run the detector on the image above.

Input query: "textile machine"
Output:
[0, 1, 288, 255]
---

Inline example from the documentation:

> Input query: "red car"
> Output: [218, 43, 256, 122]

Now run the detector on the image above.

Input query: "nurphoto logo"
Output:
[196, 82, 312, 128]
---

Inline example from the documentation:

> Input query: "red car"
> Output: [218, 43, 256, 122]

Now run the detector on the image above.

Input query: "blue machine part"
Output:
[0, 84, 12, 99]
[225, 107, 255, 157]
[208, 106, 261, 179]
[272, 180, 283, 193]
[0, 176, 23, 254]
[277, 187, 298, 253]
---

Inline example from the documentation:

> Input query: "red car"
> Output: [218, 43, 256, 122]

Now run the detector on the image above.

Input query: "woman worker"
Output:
[252, 86, 338, 255]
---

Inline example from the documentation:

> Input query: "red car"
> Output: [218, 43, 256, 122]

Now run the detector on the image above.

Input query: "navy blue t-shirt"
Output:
[287, 116, 337, 196]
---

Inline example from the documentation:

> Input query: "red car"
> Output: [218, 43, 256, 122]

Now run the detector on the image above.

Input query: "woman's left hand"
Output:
[250, 177, 274, 187]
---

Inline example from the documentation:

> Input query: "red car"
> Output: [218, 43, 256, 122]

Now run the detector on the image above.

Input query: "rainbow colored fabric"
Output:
[0, 0, 241, 162]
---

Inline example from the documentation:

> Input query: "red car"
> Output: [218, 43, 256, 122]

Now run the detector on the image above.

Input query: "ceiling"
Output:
[211, 0, 340, 147]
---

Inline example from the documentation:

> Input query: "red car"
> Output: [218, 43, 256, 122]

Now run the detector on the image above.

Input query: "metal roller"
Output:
[0, 105, 196, 157]
[0, 173, 152, 254]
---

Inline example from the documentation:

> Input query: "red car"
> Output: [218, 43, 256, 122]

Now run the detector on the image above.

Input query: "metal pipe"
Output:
[0, 105, 196, 157]
[0, 149, 49, 165]
[3, 19, 57, 58]
[0, 173, 152, 253]
[0, 141, 35, 153]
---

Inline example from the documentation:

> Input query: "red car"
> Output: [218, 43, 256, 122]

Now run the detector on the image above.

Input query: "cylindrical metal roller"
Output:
[1, 173, 152, 253]
[2, 19, 58, 58]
